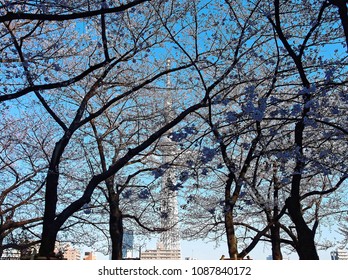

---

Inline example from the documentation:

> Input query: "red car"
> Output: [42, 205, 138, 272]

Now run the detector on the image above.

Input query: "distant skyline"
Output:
[90, 238, 342, 261]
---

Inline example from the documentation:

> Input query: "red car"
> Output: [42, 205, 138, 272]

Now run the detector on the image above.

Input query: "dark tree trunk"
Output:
[39, 135, 71, 258]
[287, 101, 318, 259]
[0, 237, 3, 259]
[109, 197, 123, 260]
[265, 213, 283, 260]
[270, 223, 283, 260]
[271, 171, 283, 260]
[330, 0, 348, 50]
[105, 174, 124, 260]
[38, 223, 58, 258]
[286, 122, 319, 260]
[286, 197, 319, 260]
[92, 118, 124, 260]
[39, 170, 59, 258]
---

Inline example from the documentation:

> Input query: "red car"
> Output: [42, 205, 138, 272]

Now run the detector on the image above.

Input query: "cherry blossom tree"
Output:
[170, 0, 348, 260]
[0, 105, 55, 258]
[1, 0, 347, 260]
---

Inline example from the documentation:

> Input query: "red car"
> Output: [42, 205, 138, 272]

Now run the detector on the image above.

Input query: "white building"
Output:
[140, 242, 180, 260]
[331, 248, 348, 260]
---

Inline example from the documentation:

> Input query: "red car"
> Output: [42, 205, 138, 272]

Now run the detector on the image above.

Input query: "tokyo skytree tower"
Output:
[158, 59, 181, 254]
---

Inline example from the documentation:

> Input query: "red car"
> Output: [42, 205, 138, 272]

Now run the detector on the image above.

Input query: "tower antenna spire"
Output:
[164, 58, 174, 121]
[166, 58, 171, 88]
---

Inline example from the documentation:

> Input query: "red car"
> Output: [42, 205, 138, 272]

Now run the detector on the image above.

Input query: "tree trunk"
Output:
[271, 171, 282, 260]
[109, 195, 123, 260]
[224, 174, 238, 259]
[0, 237, 3, 259]
[39, 170, 59, 258]
[106, 174, 123, 260]
[270, 223, 283, 260]
[92, 119, 124, 260]
[225, 205, 238, 259]
[286, 197, 319, 260]
[38, 223, 58, 258]
[39, 135, 70, 258]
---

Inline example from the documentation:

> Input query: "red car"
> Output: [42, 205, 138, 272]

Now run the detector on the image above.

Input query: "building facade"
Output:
[83, 251, 96, 260]
[140, 242, 180, 260]
[331, 248, 348, 260]
[63, 245, 81, 260]
[122, 230, 134, 259]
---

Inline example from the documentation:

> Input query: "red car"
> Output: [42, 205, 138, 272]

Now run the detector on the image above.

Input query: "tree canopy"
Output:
[0, 0, 347, 260]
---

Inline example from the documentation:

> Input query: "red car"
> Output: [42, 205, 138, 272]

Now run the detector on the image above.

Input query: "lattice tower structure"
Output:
[158, 59, 181, 253]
